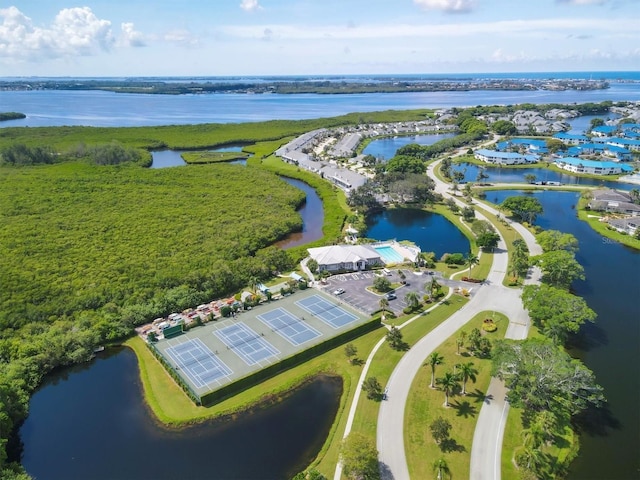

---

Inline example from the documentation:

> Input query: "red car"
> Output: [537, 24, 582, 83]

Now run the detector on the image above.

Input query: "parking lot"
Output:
[319, 269, 478, 316]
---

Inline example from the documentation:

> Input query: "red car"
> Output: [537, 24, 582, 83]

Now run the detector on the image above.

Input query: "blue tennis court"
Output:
[165, 338, 232, 389]
[296, 295, 359, 329]
[214, 322, 280, 366]
[257, 308, 321, 346]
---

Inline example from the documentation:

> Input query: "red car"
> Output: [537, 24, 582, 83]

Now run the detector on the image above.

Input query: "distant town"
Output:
[0, 78, 609, 95]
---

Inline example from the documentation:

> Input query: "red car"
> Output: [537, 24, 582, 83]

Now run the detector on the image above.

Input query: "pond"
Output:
[19, 347, 342, 480]
[362, 133, 455, 161]
[489, 189, 640, 480]
[451, 162, 636, 191]
[365, 208, 470, 259]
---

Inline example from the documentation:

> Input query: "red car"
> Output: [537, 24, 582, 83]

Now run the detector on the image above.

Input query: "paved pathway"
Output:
[376, 158, 538, 480]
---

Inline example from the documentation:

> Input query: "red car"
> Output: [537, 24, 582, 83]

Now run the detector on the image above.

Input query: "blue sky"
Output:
[1, 0, 638, 76]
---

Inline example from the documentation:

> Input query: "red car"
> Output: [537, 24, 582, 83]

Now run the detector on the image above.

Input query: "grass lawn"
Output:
[577, 203, 640, 251]
[347, 296, 469, 448]
[404, 311, 509, 480]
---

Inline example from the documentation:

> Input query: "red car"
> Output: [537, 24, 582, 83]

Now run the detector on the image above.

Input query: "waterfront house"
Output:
[606, 217, 639, 235]
[589, 189, 640, 216]
[591, 125, 618, 137]
[555, 157, 634, 176]
[496, 138, 548, 154]
[606, 137, 640, 152]
[553, 132, 589, 145]
[474, 148, 538, 165]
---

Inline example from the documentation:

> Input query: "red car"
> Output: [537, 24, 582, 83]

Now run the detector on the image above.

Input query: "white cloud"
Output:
[0, 6, 115, 61]
[240, 0, 262, 12]
[120, 22, 146, 47]
[164, 29, 200, 47]
[413, 0, 475, 12]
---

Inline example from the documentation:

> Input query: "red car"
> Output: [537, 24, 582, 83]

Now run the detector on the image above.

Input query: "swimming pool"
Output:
[374, 245, 405, 264]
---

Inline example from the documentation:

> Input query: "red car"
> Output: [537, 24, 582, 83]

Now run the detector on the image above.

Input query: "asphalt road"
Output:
[376, 157, 538, 480]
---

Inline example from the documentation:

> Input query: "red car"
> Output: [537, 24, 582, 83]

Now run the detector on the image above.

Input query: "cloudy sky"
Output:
[1, 0, 638, 76]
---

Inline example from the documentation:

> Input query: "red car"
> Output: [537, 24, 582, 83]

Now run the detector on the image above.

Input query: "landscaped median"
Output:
[344, 295, 469, 472]
[404, 311, 507, 479]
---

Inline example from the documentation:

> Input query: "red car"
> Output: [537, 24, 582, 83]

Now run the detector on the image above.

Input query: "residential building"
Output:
[553, 132, 589, 145]
[555, 157, 634, 176]
[474, 148, 538, 165]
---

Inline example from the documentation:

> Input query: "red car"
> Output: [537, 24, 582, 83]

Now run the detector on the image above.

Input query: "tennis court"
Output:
[214, 322, 280, 366]
[165, 338, 232, 389]
[296, 294, 359, 329]
[257, 308, 321, 346]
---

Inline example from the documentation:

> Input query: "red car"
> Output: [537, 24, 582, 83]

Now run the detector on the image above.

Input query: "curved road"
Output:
[376, 158, 540, 479]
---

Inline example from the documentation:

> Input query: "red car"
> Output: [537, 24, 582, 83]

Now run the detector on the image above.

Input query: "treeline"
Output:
[0, 142, 147, 167]
[396, 132, 485, 161]
[450, 101, 614, 117]
[0, 112, 25, 122]
[0, 109, 432, 152]
[0, 162, 308, 474]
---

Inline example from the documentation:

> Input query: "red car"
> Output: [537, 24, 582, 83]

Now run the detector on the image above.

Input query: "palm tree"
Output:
[426, 352, 444, 388]
[404, 291, 420, 310]
[432, 457, 451, 480]
[436, 372, 459, 407]
[427, 277, 440, 302]
[379, 297, 389, 316]
[456, 361, 479, 395]
[248, 275, 260, 295]
[465, 252, 479, 277]
[456, 330, 467, 355]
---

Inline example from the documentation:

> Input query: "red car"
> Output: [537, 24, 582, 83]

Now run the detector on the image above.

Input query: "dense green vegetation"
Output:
[181, 151, 249, 164]
[0, 160, 310, 473]
[0, 110, 432, 152]
[0, 113, 25, 122]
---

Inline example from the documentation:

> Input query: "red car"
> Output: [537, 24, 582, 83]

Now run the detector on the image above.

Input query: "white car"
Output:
[333, 288, 345, 295]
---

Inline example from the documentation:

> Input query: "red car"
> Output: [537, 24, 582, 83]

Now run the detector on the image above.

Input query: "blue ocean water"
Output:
[0, 72, 639, 128]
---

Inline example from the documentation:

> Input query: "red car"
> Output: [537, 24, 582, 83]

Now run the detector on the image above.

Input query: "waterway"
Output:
[489, 190, 640, 480]
[362, 133, 455, 161]
[19, 347, 341, 480]
[451, 163, 636, 191]
[2, 83, 640, 128]
[365, 208, 470, 259]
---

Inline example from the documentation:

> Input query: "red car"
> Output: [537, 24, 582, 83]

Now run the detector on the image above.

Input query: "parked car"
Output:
[333, 288, 345, 295]
[386, 292, 397, 300]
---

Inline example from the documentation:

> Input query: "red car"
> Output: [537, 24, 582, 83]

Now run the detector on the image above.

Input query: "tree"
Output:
[378, 297, 389, 315]
[502, 196, 543, 224]
[344, 343, 358, 364]
[524, 173, 537, 184]
[630, 188, 640, 205]
[476, 232, 500, 251]
[436, 372, 459, 407]
[426, 352, 444, 388]
[427, 277, 441, 302]
[429, 417, 452, 445]
[291, 469, 327, 480]
[373, 276, 392, 293]
[306, 258, 319, 273]
[340, 432, 380, 480]
[362, 376, 383, 400]
[385, 155, 426, 174]
[456, 361, 479, 395]
[470, 219, 495, 236]
[534, 250, 585, 289]
[465, 252, 479, 276]
[404, 291, 420, 310]
[461, 206, 475, 222]
[491, 338, 604, 417]
[590, 117, 605, 129]
[546, 138, 565, 154]
[522, 284, 596, 345]
[456, 330, 467, 355]
[510, 239, 530, 280]
[476, 167, 489, 184]
[492, 119, 517, 135]
[386, 326, 405, 350]
[536, 230, 579, 253]
[432, 457, 451, 480]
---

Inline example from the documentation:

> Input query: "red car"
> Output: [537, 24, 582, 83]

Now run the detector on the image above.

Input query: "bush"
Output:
[482, 319, 498, 332]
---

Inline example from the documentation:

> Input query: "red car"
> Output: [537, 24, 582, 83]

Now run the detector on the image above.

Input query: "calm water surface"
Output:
[365, 208, 470, 258]
[490, 190, 640, 480]
[2, 83, 640, 127]
[20, 347, 342, 480]
[362, 133, 455, 160]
